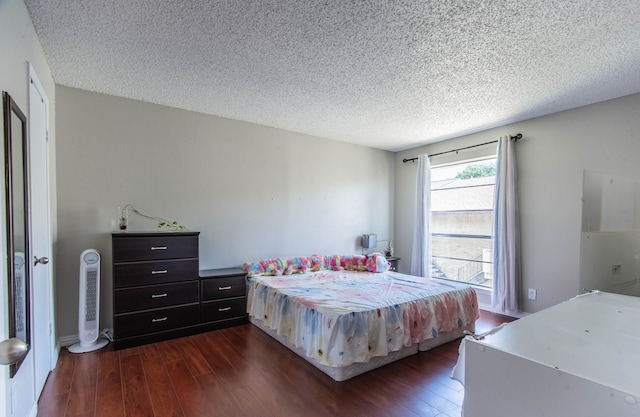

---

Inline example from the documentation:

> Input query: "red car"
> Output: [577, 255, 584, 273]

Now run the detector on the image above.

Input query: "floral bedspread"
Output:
[247, 270, 479, 367]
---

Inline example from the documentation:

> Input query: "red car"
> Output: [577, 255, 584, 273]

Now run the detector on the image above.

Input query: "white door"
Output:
[0, 65, 54, 417]
[1, 77, 35, 417]
[29, 65, 55, 398]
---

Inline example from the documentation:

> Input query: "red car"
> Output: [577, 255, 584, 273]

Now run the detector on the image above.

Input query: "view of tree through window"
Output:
[431, 158, 496, 288]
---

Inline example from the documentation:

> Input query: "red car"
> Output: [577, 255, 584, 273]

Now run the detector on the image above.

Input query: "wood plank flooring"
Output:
[37, 310, 514, 417]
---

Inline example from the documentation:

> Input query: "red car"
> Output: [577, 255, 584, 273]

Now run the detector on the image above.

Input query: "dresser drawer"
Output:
[113, 259, 198, 288]
[114, 281, 199, 314]
[201, 297, 246, 322]
[114, 304, 199, 339]
[201, 275, 246, 301]
[113, 234, 198, 262]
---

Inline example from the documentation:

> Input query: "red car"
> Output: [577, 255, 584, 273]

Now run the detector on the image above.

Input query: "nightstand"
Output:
[387, 257, 400, 271]
[199, 267, 248, 328]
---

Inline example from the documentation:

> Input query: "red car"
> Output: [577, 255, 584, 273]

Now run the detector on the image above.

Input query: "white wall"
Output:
[55, 86, 395, 338]
[580, 232, 640, 296]
[581, 171, 640, 296]
[395, 93, 640, 314]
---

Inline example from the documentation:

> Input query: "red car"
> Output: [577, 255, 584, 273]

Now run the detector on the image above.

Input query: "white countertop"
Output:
[477, 291, 640, 397]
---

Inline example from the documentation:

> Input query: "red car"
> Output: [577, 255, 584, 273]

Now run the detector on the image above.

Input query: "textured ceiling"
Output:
[24, 0, 640, 151]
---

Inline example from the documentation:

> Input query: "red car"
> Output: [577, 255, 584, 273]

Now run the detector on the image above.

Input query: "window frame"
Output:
[430, 155, 497, 289]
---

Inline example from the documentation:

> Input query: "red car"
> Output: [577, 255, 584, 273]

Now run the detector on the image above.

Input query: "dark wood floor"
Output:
[37, 310, 514, 417]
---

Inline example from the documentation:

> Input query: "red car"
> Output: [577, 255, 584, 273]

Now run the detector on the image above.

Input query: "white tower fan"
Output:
[69, 249, 108, 353]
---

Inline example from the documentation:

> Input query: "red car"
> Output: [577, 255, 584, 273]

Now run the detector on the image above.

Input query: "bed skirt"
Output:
[250, 316, 474, 381]
[418, 324, 473, 351]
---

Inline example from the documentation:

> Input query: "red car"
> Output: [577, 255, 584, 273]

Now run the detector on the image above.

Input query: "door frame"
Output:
[29, 63, 56, 396]
[0, 104, 8, 417]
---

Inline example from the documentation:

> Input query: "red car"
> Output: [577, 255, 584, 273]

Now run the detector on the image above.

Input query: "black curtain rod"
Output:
[402, 133, 522, 163]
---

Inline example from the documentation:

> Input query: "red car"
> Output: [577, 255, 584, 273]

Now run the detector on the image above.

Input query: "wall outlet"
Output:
[528, 288, 537, 300]
[612, 265, 622, 275]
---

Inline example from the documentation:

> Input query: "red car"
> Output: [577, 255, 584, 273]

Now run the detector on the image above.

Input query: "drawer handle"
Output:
[152, 317, 168, 323]
[218, 307, 232, 312]
[151, 270, 168, 275]
[218, 286, 232, 291]
[151, 293, 168, 298]
[151, 246, 167, 250]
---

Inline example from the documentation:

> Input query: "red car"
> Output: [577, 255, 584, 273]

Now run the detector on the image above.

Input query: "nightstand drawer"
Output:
[114, 304, 199, 339]
[114, 281, 199, 314]
[113, 259, 198, 287]
[113, 235, 198, 262]
[201, 297, 246, 322]
[201, 275, 246, 301]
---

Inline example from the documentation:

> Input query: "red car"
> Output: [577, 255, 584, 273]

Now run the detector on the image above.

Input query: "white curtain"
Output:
[411, 154, 432, 278]
[491, 135, 521, 314]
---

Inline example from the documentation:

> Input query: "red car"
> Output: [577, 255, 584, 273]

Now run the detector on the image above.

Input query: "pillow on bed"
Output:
[283, 257, 311, 275]
[367, 252, 390, 272]
[309, 254, 329, 271]
[340, 255, 368, 271]
[241, 261, 265, 277]
[242, 253, 388, 276]
[340, 255, 353, 270]
[329, 254, 377, 271]
[279, 258, 290, 273]
[329, 254, 344, 271]
[241, 258, 285, 276]
[260, 258, 285, 275]
[351, 254, 368, 271]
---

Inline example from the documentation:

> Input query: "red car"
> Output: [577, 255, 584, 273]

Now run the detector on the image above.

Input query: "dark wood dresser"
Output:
[112, 231, 247, 350]
[112, 231, 200, 349]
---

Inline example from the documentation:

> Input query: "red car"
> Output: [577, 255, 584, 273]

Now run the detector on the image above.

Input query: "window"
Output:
[430, 158, 496, 288]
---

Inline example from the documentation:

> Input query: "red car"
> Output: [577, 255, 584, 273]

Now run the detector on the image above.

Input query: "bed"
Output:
[243, 254, 479, 381]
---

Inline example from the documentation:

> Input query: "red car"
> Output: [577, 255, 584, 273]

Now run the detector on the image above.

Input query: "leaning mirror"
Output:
[3, 91, 31, 377]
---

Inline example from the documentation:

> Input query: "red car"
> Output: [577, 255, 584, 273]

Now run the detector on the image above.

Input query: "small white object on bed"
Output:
[245, 260, 478, 381]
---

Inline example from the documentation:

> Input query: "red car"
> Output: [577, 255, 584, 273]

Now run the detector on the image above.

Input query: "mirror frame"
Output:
[2, 91, 31, 377]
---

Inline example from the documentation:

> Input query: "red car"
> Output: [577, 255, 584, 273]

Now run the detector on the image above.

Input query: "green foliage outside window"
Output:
[455, 164, 496, 179]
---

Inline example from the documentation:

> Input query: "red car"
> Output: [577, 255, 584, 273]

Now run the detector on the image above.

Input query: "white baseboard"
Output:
[478, 300, 492, 311]
[59, 334, 79, 347]
[60, 328, 114, 348]
[52, 341, 61, 368]
[502, 310, 529, 319]
[471, 285, 529, 319]
[478, 305, 529, 319]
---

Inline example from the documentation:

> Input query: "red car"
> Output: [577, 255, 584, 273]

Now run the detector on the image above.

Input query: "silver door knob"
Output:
[34, 256, 49, 266]
[0, 338, 28, 365]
